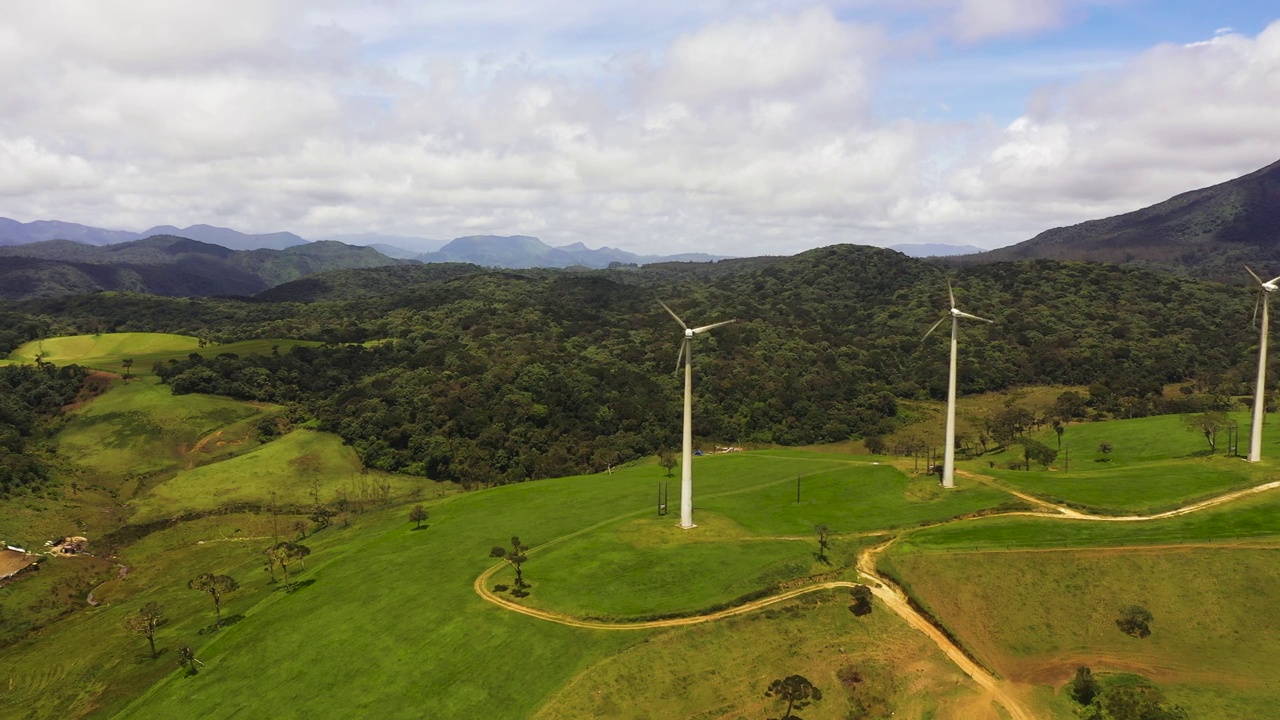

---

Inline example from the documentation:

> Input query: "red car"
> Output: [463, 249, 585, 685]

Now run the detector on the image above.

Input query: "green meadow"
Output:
[959, 411, 1278, 514]
[6, 332, 322, 374]
[883, 547, 1280, 718]
[8, 336, 1280, 720]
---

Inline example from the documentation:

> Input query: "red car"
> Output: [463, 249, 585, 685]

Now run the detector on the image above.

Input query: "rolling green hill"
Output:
[4, 336, 1280, 719]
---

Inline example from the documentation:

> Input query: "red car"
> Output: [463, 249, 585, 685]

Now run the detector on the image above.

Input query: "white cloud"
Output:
[949, 0, 1066, 43]
[943, 20, 1280, 235]
[1, 4, 1279, 257]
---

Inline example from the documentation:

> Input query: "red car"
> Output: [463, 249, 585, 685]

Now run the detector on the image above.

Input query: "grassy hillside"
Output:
[6, 333, 323, 374]
[128, 429, 425, 523]
[8, 346, 1280, 720]
[884, 547, 1280, 718]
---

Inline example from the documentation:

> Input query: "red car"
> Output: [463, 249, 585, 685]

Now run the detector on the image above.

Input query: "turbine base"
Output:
[677, 522, 698, 530]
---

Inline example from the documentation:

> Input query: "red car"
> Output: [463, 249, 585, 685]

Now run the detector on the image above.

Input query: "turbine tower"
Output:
[659, 301, 734, 529]
[1246, 266, 1280, 462]
[923, 281, 993, 488]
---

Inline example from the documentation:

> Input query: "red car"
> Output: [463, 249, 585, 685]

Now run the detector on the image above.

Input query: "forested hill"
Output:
[1, 245, 1259, 485]
[971, 158, 1280, 281]
[0, 236, 408, 300]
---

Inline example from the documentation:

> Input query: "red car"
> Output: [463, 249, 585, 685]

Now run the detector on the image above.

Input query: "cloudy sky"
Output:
[2, 1, 1279, 255]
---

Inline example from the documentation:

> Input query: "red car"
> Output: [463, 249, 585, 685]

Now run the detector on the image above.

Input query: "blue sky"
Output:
[1, 1, 1279, 255]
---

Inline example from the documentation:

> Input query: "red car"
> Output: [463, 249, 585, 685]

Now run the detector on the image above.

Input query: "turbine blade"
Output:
[947, 280, 956, 308]
[1268, 274, 1280, 287]
[1255, 291, 1262, 327]
[692, 319, 736, 334]
[922, 316, 947, 341]
[1246, 265, 1265, 285]
[658, 300, 687, 329]
[955, 310, 993, 323]
[674, 339, 686, 373]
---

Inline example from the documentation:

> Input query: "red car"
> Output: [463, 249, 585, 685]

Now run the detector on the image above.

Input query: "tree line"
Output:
[2, 245, 1268, 487]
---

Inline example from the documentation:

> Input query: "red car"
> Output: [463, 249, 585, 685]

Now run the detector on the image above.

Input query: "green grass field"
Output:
[127, 428, 441, 523]
[5, 333, 322, 374]
[10, 356, 1280, 720]
[55, 377, 268, 483]
[957, 411, 1280, 514]
[889, 488, 1280, 554]
[883, 547, 1280, 718]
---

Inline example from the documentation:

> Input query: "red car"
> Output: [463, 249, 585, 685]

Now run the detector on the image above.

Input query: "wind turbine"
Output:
[659, 300, 735, 529]
[923, 281, 993, 489]
[1246, 266, 1280, 462]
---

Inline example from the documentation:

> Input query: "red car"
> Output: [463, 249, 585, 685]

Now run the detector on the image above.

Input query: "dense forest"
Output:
[0, 362, 91, 497]
[1, 245, 1262, 488]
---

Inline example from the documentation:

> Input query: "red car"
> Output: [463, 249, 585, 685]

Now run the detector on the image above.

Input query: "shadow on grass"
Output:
[133, 648, 167, 665]
[410, 525, 430, 532]
[275, 578, 317, 593]
[197, 614, 245, 635]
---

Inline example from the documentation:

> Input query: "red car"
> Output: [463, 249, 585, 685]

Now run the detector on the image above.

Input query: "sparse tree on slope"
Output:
[124, 602, 164, 659]
[490, 536, 530, 596]
[188, 573, 238, 628]
[409, 504, 428, 530]
[764, 674, 822, 720]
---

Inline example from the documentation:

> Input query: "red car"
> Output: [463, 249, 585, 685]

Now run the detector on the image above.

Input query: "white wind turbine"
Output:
[659, 301, 735, 529]
[923, 281, 993, 489]
[1245, 266, 1280, 462]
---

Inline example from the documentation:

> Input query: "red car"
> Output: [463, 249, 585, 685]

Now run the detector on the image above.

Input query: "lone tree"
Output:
[409, 504, 428, 530]
[489, 536, 530, 596]
[1097, 440, 1113, 460]
[658, 449, 677, 478]
[764, 674, 823, 720]
[1069, 666, 1100, 706]
[188, 573, 238, 628]
[121, 358, 134, 379]
[1183, 411, 1230, 453]
[124, 602, 164, 659]
[177, 643, 201, 676]
[849, 584, 873, 616]
[1116, 604, 1154, 638]
[269, 542, 311, 592]
[814, 525, 831, 564]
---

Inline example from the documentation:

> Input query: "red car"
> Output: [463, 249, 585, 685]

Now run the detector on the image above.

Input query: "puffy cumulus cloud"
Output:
[942, 20, 1280, 238]
[3, 4, 1280, 257]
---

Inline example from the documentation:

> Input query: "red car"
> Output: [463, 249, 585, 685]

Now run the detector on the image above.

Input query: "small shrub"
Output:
[1116, 605, 1153, 638]
[492, 584, 509, 593]
[848, 585, 873, 616]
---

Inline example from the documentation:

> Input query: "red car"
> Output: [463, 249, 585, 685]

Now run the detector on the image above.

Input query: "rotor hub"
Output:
[685, 328, 694, 338]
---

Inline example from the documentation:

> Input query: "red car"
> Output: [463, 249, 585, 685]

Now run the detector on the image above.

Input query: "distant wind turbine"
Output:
[659, 300, 735, 529]
[1245, 266, 1280, 462]
[923, 281, 993, 489]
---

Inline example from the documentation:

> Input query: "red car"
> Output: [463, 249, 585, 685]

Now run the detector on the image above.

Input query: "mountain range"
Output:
[4, 155, 1280, 298]
[972, 158, 1280, 280]
[0, 236, 405, 300]
[0, 220, 307, 251]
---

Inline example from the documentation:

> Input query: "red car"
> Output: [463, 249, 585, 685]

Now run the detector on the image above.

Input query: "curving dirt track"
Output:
[474, 476, 1280, 720]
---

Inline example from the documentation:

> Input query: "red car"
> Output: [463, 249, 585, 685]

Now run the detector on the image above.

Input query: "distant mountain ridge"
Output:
[0, 218, 308, 251]
[421, 235, 728, 268]
[0, 236, 406, 301]
[889, 243, 985, 258]
[971, 158, 1280, 280]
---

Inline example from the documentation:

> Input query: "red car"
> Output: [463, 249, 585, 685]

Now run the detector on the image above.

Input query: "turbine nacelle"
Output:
[1245, 265, 1280, 293]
